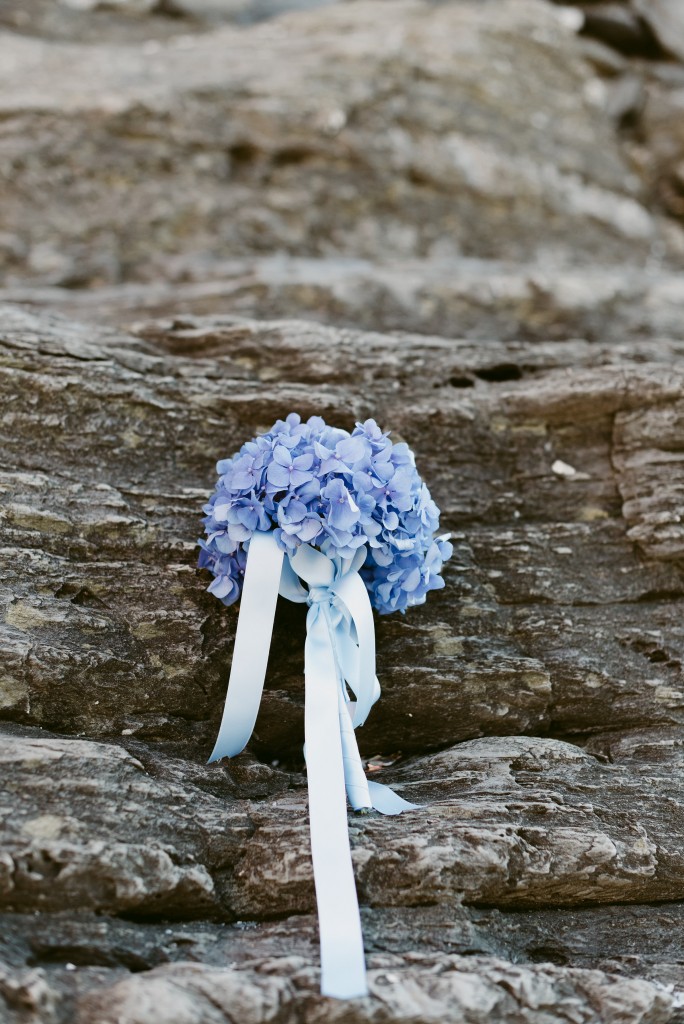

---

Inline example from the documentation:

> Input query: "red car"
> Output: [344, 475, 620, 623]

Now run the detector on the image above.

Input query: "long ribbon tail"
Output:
[336, 629, 382, 711]
[367, 780, 419, 814]
[334, 571, 376, 727]
[338, 684, 372, 811]
[208, 534, 417, 999]
[207, 531, 284, 762]
[305, 605, 368, 999]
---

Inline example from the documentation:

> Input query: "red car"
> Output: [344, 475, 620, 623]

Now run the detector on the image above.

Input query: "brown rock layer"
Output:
[0, 0, 677, 292]
[4, 0, 684, 1020]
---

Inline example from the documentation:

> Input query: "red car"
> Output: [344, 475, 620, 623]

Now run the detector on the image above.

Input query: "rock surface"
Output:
[4, 258, 684, 346]
[3, 306, 684, 759]
[3, 304, 684, 1021]
[633, 0, 684, 63]
[4, 723, 684, 1022]
[0, 0, 680, 293]
[4, 0, 684, 1021]
[12, 726, 684, 921]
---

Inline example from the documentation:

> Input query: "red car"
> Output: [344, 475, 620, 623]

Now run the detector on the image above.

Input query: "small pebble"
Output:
[552, 459, 577, 477]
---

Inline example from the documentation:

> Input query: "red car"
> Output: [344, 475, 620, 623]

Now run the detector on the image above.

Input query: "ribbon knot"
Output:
[207, 530, 418, 1000]
[307, 584, 334, 607]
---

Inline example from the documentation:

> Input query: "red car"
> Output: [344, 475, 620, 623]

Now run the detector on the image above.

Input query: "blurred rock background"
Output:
[2, 2, 684, 1022]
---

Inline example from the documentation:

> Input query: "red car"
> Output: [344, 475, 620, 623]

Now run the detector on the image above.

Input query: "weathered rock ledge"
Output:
[2, 304, 684, 1022]
[4, 0, 684, 1018]
[3, 305, 684, 757]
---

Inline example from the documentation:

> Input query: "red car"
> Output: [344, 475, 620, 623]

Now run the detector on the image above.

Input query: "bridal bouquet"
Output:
[199, 412, 452, 614]
[198, 412, 451, 1000]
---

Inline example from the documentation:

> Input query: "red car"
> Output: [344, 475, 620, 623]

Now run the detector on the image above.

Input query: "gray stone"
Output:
[633, 69, 684, 226]
[5, 726, 684, 1020]
[581, 4, 662, 58]
[3, 306, 684, 763]
[8, 725, 684, 928]
[4, 306, 684, 760]
[6, 897, 684, 1021]
[0, 728, 251, 918]
[4, 0, 684, 1018]
[634, 0, 684, 62]
[5, 719, 684, 1019]
[0, 942, 674, 1024]
[0, 0, 340, 42]
[226, 733, 684, 916]
[73, 955, 673, 1024]
[58, 0, 158, 12]
[0, 0, 676, 293]
[4, 259, 684, 346]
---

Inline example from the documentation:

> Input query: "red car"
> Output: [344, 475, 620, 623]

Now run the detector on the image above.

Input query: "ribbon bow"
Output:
[208, 530, 417, 999]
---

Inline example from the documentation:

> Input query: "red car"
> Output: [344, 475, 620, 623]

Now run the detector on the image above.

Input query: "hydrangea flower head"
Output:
[199, 413, 452, 614]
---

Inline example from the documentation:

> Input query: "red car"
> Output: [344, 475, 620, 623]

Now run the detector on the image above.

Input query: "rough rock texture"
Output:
[0, 0, 338, 41]
[13, 726, 684, 922]
[4, 259, 684, 345]
[1, 944, 675, 1024]
[4, 305, 684, 759]
[1, 0, 682, 294]
[75, 957, 674, 1024]
[3, 305, 684, 1021]
[633, 0, 684, 63]
[4, 0, 684, 1021]
[0, 728, 248, 918]
[4, 723, 684, 1021]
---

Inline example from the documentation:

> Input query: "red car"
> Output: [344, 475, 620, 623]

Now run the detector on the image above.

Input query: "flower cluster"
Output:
[198, 413, 452, 614]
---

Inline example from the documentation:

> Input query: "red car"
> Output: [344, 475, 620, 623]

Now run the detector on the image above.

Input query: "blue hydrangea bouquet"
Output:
[199, 413, 451, 1000]
[199, 412, 452, 613]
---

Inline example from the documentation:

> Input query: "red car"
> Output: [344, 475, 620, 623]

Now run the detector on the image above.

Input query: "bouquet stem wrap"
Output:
[208, 529, 417, 999]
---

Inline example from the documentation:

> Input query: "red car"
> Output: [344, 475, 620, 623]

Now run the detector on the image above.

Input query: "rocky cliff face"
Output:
[2, 1, 684, 1022]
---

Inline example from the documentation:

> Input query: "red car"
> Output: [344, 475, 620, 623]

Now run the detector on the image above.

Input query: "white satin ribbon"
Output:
[208, 530, 418, 999]
[208, 531, 284, 762]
